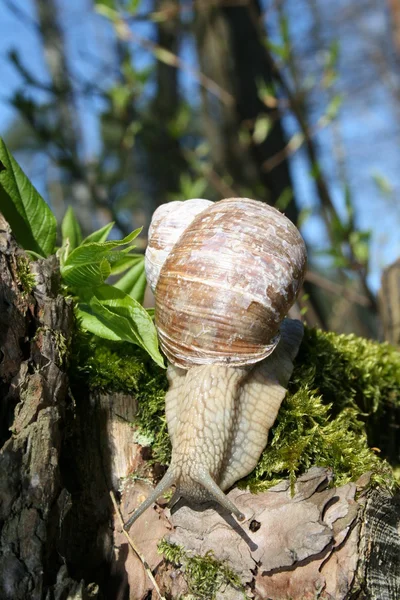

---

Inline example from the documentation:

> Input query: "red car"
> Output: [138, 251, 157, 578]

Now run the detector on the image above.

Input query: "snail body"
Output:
[126, 198, 306, 529]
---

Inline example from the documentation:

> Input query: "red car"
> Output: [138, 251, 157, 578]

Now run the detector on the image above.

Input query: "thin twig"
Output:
[305, 270, 371, 307]
[130, 30, 235, 106]
[248, 9, 378, 312]
[109, 490, 166, 600]
[262, 132, 304, 171]
[183, 148, 238, 198]
[98, 10, 236, 107]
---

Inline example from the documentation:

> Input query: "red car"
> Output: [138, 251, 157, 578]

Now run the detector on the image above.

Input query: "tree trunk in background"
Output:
[146, 0, 187, 213]
[34, 0, 94, 231]
[379, 258, 400, 345]
[388, 0, 400, 57]
[34, 0, 79, 155]
[193, 0, 330, 329]
[194, 0, 298, 222]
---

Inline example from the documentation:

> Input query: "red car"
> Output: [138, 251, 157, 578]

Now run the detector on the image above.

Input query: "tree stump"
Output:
[379, 258, 400, 346]
[0, 218, 399, 599]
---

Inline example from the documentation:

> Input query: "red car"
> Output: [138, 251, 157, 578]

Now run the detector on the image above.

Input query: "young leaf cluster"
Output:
[0, 137, 164, 368]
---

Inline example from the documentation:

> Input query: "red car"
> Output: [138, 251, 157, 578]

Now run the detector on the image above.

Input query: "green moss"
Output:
[54, 330, 69, 365]
[157, 540, 247, 600]
[242, 327, 399, 492]
[16, 254, 36, 295]
[34, 327, 69, 367]
[70, 326, 400, 489]
[69, 331, 171, 465]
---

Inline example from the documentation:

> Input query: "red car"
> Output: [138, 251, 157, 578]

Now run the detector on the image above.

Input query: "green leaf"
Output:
[264, 39, 289, 60]
[372, 173, 393, 198]
[76, 284, 165, 368]
[82, 222, 114, 244]
[68, 257, 112, 288]
[76, 303, 121, 342]
[153, 46, 176, 67]
[298, 207, 312, 228]
[325, 94, 343, 121]
[109, 84, 132, 115]
[330, 214, 347, 243]
[61, 206, 82, 252]
[325, 40, 340, 71]
[61, 228, 141, 288]
[171, 173, 208, 201]
[274, 187, 293, 211]
[253, 115, 272, 145]
[279, 15, 290, 46]
[114, 255, 146, 303]
[344, 185, 355, 230]
[94, 0, 115, 8]
[319, 248, 349, 269]
[0, 137, 57, 257]
[309, 161, 321, 180]
[349, 231, 371, 266]
[126, 0, 141, 14]
[110, 253, 143, 275]
[57, 240, 70, 269]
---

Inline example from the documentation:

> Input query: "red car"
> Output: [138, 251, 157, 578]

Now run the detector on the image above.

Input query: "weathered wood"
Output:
[1, 220, 399, 599]
[0, 217, 100, 599]
[379, 258, 400, 345]
[114, 469, 400, 600]
[358, 489, 400, 600]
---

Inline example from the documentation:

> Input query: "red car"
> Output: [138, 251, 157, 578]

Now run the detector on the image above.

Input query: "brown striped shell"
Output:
[149, 197, 307, 369]
[145, 199, 213, 293]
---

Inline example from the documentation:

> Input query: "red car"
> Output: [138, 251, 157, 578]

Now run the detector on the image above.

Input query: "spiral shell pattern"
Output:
[149, 197, 307, 369]
[145, 199, 212, 293]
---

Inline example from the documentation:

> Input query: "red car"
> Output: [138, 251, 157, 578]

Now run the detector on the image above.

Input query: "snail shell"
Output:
[154, 198, 307, 368]
[145, 198, 212, 293]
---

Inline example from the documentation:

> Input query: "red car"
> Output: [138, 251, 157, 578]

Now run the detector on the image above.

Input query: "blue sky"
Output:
[0, 0, 399, 293]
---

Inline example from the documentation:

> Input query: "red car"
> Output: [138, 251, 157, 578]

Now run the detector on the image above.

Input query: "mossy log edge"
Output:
[0, 219, 399, 599]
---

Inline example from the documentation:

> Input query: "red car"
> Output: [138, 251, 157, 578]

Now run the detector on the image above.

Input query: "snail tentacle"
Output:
[124, 467, 177, 531]
[194, 471, 245, 521]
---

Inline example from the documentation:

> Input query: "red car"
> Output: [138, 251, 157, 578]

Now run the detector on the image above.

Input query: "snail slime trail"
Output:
[125, 198, 307, 530]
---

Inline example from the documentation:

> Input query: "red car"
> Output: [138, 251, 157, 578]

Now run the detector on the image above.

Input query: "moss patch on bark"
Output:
[157, 540, 247, 600]
[70, 325, 400, 491]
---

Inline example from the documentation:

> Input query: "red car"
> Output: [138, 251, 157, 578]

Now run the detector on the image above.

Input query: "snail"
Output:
[125, 197, 307, 529]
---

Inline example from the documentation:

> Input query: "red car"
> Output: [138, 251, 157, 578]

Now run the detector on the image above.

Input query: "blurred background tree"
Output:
[1, 0, 399, 340]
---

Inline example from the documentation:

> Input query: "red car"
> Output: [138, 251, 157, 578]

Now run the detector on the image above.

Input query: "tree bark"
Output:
[0, 214, 79, 599]
[0, 221, 399, 599]
[116, 468, 400, 600]
[379, 258, 400, 345]
[0, 216, 159, 598]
